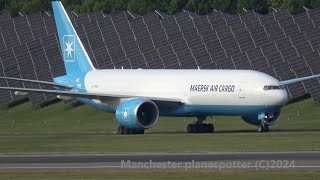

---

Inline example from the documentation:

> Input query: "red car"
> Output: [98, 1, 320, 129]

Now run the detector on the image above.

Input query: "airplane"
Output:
[0, 1, 319, 134]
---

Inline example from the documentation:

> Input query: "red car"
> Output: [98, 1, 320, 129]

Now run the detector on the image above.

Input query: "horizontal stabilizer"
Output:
[280, 74, 320, 85]
[0, 76, 73, 89]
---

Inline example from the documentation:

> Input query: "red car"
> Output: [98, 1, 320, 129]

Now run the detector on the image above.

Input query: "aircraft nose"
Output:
[278, 90, 288, 105]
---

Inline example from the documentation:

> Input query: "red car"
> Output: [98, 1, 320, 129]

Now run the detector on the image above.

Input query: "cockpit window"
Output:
[263, 85, 285, 91]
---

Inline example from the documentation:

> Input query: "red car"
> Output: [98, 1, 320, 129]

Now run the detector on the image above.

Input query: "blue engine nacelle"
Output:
[115, 98, 159, 130]
[242, 111, 281, 126]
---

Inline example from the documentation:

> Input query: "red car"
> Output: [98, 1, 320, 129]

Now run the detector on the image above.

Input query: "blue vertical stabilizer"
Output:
[52, 1, 95, 79]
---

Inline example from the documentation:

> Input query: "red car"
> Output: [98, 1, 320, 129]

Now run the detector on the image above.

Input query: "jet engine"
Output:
[241, 111, 281, 126]
[115, 98, 159, 130]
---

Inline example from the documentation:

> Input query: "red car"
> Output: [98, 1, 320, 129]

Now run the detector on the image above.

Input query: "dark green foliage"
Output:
[0, 0, 319, 17]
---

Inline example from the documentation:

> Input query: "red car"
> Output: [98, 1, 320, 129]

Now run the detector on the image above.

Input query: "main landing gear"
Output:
[257, 120, 269, 133]
[187, 116, 214, 133]
[117, 126, 144, 135]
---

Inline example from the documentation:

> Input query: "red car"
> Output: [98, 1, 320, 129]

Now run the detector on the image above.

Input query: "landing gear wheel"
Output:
[263, 124, 269, 132]
[191, 124, 197, 133]
[117, 126, 124, 134]
[123, 128, 128, 134]
[258, 124, 269, 133]
[136, 129, 145, 134]
[117, 126, 145, 135]
[187, 117, 214, 133]
[187, 124, 193, 133]
[208, 123, 214, 133]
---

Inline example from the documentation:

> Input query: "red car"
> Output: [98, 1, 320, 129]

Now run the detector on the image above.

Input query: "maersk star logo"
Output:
[122, 109, 129, 121]
[65, 41, 73, 57]
[63, 35, 75, 62]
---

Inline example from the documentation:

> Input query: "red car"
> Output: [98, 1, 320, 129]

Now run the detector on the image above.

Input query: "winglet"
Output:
[280, 74, 320, 85]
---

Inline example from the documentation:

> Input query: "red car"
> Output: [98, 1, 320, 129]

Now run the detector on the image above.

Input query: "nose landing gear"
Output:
[257, 120, 269, 133]
[187, 116, 214, 133]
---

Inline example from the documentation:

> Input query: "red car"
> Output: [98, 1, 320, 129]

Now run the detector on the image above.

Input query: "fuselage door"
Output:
[238, 82, 247, 99]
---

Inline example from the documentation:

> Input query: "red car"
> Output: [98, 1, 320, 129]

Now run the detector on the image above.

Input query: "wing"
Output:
[0, 86, 184, 110]
[0, 76, 73, 89]
[280, 74, 320, 85]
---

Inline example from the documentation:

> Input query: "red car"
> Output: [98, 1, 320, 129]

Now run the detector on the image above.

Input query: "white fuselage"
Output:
[84, 69, 288, 115]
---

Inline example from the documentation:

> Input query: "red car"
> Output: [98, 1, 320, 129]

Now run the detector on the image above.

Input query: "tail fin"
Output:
[52, 1, 95, 78]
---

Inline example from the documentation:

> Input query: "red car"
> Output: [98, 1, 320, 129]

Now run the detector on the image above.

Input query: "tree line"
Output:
[1, 0, 320, 17]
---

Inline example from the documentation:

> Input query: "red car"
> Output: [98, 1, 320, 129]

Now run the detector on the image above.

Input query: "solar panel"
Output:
[232, 52, 251, 69]
[270, 62, 287, 78]
[83, 22, 113, 69]
[1, 19, 19, 49]
[41, 34, 66, 77]
[307, 7, 320, 28]
[88, 11, 104, 22]
[27, 12, 47, 39]
[226, 15, 241, 26]
[130, 17, 167, 69]
[176, 13, 214, 69]
[13, 43, 49, 105]
[0, 48, 23, 101]
[75, 24, 97, 68]
[0, 11, 12, 50]
[43, 16, 57, 35]
[261, 42, 284, 66]
[216, 56, 235, 69]
[129, 53, 148, 69]
[246, 47, 269, 68]
[98, 16, 129, 69]
[144, 12, 168, 49]
[0, 7, 320, 103]
[130, 17, 155, 54]
[12, 16, 34, 44]
[157, 45, 180, 68]
[161, 16, 198, 68]
[0, 55, 13, 103]
[74, 14, 90, 27]
[284, 66, 308, 98]
[207, 12, 228, 29]
[239, 11, 257, 22]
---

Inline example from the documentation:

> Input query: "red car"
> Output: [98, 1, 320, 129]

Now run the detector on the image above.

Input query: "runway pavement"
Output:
[0, 151, 319, 170]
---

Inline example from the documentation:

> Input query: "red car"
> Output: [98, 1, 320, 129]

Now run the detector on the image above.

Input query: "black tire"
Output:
[208, 123, 214, 133]
[117, 126, 124, 135]
[187, 124, 192, 133]
[191, 124, 197, 133]
[137, 129, 145, 134]
[258, 124, 269, 132]
[123, 128, 128, 134]
[263, 124, 269, 132]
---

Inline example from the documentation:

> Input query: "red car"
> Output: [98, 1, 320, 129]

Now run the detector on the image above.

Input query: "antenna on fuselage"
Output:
[197, 66, 201, 70]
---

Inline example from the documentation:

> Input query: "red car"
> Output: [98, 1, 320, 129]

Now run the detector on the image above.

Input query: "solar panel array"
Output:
[0, 8, 319, 106]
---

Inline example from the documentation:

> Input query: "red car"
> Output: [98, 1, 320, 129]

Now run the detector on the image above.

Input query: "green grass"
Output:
[0, 132, 319, 154]
[0, 170, 319, 180]
[0, 99, 319, 154]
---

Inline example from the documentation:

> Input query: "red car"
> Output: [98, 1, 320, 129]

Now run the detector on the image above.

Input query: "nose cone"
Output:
[278, 89, 288, 105]
[262, 88, 288, 106]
